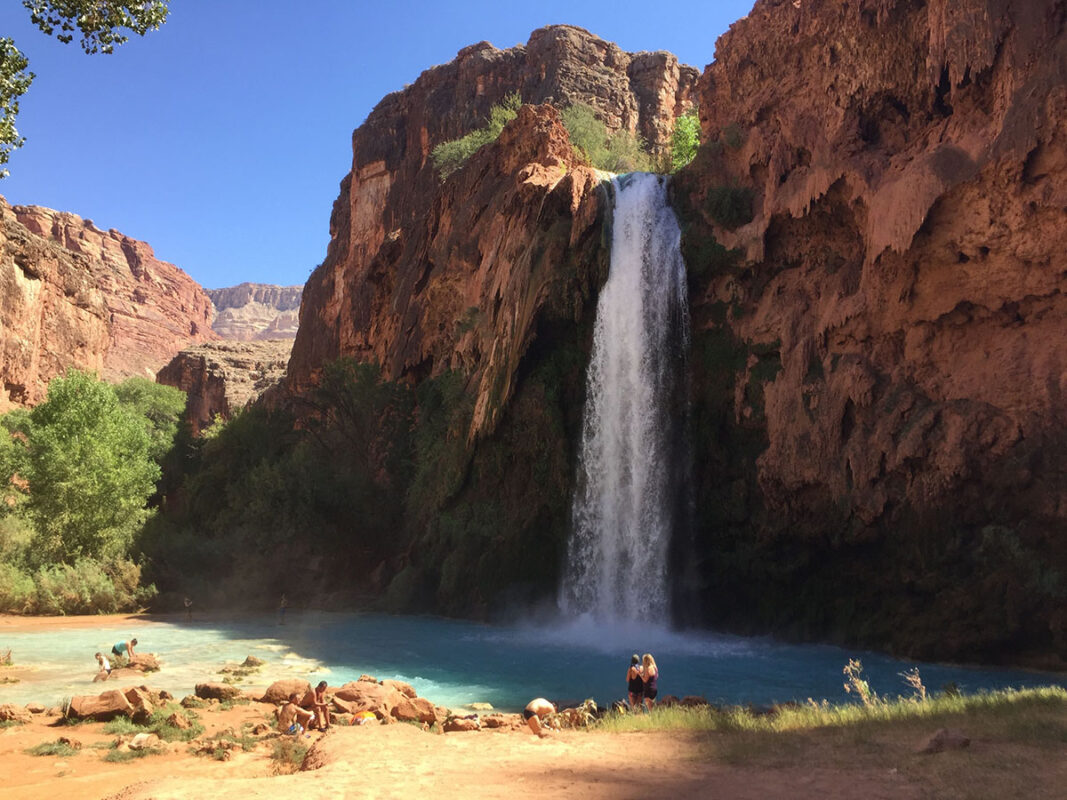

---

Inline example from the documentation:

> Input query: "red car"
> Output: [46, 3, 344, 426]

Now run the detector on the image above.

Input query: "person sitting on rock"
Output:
[309, 681, 331, 730]
[93, 652, 111, 682]
[278, 692, 314, 735]
[523, 697, 557, 738]
[111, 637, 137, 665]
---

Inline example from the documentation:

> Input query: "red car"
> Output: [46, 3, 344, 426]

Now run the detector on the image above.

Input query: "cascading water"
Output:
[560, 172, 690, 624]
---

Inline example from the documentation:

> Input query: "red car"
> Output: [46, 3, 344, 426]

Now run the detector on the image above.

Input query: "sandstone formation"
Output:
[0, 199, 216, 409]
[156, 339, 291, 434]
[671, 0, 1067, 659]
[207, 283, 302, 340]
[288, 24, 697, 440]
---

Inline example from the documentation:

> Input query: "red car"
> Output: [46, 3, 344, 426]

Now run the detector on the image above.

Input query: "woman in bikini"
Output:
[627, 653, 644, 709]
[641, 653, 659, 712]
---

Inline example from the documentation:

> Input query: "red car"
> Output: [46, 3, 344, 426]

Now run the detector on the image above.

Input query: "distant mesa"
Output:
[207, 282, 303, 341]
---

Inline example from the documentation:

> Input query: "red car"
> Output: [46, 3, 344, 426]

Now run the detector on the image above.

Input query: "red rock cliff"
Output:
[675, 0, 1067, 658]
[288, 26, 696, 436]
[0, 198, 217, 408]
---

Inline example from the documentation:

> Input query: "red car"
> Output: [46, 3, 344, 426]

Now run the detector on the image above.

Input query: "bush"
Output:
[431, 92, 521, 178]
[270, 736, 308, 774]
[26, 740, 80, 757]
[560, 103, 652, 173]
[671, 109, 700, 172]
[0, 562, 35, 612]
[0, 557, 156, 615]
[705, 184, 755, 229]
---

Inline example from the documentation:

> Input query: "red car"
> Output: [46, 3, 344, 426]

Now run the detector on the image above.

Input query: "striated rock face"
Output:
[288, 25, 696, 438]
[156, 340, 292, 434]
[674, 0, 1067, 660]
[0, 198, 216, 409]
[207, 283, 302, 341]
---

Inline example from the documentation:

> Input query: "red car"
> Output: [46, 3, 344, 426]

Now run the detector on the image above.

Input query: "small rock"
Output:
[469, 702, 494, 711]
[251, 723, 271, 735]
[195, 682, 243, 701]
[165, 712, 191, 730]
[57, 736, 82, 750]
[919, 728, 971, 754]
[241, 655, 265, 668]
[158, 690, 174, 701]
[25, 702, 46, 714]
[443, 717, 480, 732]
[357, 674, 377, 683]
[129, 732, 161, 750]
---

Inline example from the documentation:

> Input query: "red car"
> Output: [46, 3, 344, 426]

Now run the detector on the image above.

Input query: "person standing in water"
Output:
[641, 653, 659, 712]
[278, 594, 289, 625]
[626, 653, 644, 709]
[93, 652, 111, 682]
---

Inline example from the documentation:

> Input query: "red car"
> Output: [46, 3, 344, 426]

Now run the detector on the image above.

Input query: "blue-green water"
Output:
[1, 612, 1062, 711]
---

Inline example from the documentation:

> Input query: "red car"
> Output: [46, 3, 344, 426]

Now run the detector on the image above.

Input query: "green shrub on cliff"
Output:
[560, 103, 652, 173]
[670, 108, 700, 172]
[431, 92, 522, 178]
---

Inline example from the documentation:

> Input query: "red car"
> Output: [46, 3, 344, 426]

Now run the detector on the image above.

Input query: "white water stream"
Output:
[560, 172, 690, 623]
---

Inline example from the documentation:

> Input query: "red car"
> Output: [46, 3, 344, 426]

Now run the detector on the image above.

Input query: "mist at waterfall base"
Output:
[3, 612, 1063, 712]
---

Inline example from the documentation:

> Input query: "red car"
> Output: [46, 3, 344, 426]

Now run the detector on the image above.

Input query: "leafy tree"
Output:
[0, 1, 169, 176]
[114, 376, 186, 463]
[17, 369, 159, 563]
[670, 109, 700, 172]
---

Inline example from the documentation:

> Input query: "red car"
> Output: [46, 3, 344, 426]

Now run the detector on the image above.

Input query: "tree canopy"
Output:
[0, 1, 169, 176]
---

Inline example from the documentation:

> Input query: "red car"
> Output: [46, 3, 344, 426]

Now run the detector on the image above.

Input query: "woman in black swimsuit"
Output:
[641, 653, 659, 712]
[626, 653, 644, 709]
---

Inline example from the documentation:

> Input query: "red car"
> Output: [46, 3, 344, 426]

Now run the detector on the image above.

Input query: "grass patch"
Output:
[270, 736, 308, 775]
[103, 747, 162, 762]
[0, 718, 24, 728]
[26, 740, 80, 757]
[102, 703, 202, 742]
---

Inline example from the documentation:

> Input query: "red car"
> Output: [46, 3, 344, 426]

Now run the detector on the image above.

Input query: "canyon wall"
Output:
[207, 283, 302, 341]
[0, 198, 216, 410]
[288, 25, 696, 441]
[672, 0, 1067, 662]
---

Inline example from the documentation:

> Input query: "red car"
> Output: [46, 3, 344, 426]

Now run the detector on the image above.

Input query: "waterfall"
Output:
[560, 172, 690, 623]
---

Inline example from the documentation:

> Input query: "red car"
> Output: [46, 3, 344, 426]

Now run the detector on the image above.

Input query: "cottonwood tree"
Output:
[12, 369, 163, 564]
[0, 1, 169, 176]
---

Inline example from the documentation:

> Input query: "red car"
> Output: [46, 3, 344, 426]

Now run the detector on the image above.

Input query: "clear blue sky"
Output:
[0, 1, 754, 289]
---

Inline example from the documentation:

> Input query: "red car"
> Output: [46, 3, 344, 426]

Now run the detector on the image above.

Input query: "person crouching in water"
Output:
[523, 698, 557, 738]
[627, 653, 643, 709]
[93, 652, 111, 682]
[641, 653, 659, 712]
[278, 692, 314, 735]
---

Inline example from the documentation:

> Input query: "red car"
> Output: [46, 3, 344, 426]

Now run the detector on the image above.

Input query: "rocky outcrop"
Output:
[673, 0, 1067, 660]
[207, 283, 302, 340]
[156, 340, 291, 434]
[288, 25, 696, 439]
[0, 198, 216, 409]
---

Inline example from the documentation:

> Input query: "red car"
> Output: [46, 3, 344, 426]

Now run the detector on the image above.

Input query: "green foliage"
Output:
[560, 103, 652, 173]
[2, 2, 168, 175]
[26, 739, 80, 757]
[103, 703, 202, 741]
[670, 109, 700, 172]
[113, 377, 186, 464]
[11, 370, 159, 563]
[431, 92, 522, 178]
[270, 736, 308, 773]
[0, 39, 33, 178]
[104, 745, 161, 761]
[705, 184, 755, 230]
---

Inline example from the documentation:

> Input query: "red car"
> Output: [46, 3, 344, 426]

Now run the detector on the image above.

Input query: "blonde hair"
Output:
[642, 653, 657, 671]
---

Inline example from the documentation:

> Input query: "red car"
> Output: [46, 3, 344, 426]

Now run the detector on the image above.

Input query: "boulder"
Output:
[259, 678, 311, 705]
[390, 696, 421, 723]
[357, 674, 377, 683]
[919, 728, 971, 754]
[127, 653, 161, 672]
[195, 682, 243, 701]
[0, 704, 32, 723]
[241, 655, 265, 668]
[381, 679, 416, 699]
[165, 712, 191, 730]
[129, 732, 161, 750]
[334, 682, 405, 718]
[67, 690, 135, 721]
[25, 702, 46, 714]
[124, 686, 155, 715]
